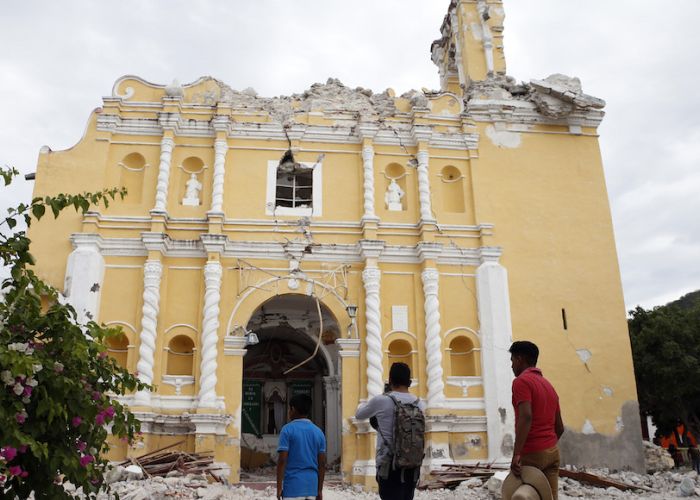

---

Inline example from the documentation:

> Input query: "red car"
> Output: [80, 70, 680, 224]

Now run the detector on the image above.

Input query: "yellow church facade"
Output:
[28, 0, 644, 486]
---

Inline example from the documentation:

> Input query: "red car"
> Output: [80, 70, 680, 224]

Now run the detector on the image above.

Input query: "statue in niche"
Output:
[182, 173, 202, 206]
[385, 178, 404, 211]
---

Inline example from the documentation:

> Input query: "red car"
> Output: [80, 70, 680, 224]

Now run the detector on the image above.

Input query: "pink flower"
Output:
[104, 406, 115, 418]
[91, 391, 101, 401]
[2, 447, 17, 461]
[22, 386, 32, 398]
[76, 441, 87, 452]
[98, 351, 107, 359]
[20, 471, 28, 478]
[18, 445, 27, 454]
[15, 412, 26, 424]
[95, 413, 105, 426]
[8, 466, 22, 476]
[79, 455, 94, 467]
[71, 416, 82, 427]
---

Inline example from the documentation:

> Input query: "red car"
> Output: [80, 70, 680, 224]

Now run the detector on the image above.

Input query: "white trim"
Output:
[164, 323, 199, 335]
[265, 160, 323, 217]
[104, 320, 138, 334]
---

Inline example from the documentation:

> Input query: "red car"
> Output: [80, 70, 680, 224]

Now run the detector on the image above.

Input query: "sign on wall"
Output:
[242, 380, 263, 436]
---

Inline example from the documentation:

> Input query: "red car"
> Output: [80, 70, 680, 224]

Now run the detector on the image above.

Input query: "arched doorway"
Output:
[240, 294, 341, 468]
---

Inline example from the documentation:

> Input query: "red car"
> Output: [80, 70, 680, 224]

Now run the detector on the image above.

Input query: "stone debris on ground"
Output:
[86, 468, 700, 499]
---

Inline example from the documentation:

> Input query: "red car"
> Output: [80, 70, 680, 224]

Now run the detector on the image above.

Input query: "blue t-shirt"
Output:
[277, 418, 326, 498]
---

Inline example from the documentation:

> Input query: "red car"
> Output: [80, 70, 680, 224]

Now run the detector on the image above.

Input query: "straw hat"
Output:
[502, 466, 553, 500]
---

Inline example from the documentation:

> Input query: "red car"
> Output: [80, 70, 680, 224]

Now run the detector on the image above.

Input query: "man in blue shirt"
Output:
[276, 394, 326, 500]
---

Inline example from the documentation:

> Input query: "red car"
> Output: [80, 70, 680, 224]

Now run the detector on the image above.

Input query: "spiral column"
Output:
[198, 261, 223, 408]
[134, 259, 163, 406]
[362, 266, 384, 399]
[416, 150, 434, 222]
[422, 268, 445, 408]
[153, 136, 174, 212]
[361, 145, 376, 221]
[210, 139, 227, 213]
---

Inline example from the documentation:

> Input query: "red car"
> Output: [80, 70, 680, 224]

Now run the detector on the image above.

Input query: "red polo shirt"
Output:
[512, 367, 560, 454]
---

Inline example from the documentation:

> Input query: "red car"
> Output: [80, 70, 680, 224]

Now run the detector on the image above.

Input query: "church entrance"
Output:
[240, 294, 341, 469]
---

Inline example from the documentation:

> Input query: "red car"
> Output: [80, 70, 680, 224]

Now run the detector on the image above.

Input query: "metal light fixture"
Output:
[245, 331, 260, 346]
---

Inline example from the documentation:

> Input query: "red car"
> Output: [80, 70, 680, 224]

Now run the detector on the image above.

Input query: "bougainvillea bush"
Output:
[0, 166, 147, 498]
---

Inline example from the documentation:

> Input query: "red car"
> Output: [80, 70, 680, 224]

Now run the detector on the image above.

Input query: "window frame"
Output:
[266, 160, 323, 217]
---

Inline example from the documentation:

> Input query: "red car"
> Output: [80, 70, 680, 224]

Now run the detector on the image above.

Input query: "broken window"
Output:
[275, 168, 313, 209]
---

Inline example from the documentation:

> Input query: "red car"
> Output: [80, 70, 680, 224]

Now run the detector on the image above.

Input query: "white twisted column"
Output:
[422, 268, 445, 407]
[210, 139, 227, 213]
[362, 267, 384, 399]
[198, 261, 223, 408]
[361, 145, 376, 220]
[416, 150, 434, 222]
[153, 136, 174, 212]
[134, 259, 163, 406]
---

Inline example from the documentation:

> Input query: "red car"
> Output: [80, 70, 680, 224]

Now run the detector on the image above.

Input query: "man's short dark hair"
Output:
[509, 341, 539, 365]
[389, 362, 412, 387]
[290, 394, 312, 416]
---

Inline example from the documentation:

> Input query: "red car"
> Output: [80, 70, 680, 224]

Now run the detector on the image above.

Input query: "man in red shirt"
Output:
[509, 341, 565, 500]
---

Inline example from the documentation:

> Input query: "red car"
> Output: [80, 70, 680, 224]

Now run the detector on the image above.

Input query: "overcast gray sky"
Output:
[1, 1, 698, 310]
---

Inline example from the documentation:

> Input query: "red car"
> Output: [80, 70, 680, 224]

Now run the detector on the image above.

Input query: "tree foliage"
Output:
[0, 166, 147, 498]
[628, 294, 700, 440]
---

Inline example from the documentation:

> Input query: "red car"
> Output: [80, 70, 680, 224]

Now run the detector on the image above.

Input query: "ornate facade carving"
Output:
[210, 139, 228, 213]
[134, 259, 163, 405]
[421, 268, 445, 408]
[198, 261, 223, 408]
[153, 137, 174, 212]
[362, 266, 383, 399]
[416, 150, 434, 222]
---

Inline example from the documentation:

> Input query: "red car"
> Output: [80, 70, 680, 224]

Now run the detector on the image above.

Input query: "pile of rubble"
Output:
[86, 468, 700, 499]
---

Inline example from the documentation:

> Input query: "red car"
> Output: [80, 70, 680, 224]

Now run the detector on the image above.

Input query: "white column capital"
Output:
[200, 234, 227, 255]
[359, 240, 385, 260]
[418, 242, 443, 262]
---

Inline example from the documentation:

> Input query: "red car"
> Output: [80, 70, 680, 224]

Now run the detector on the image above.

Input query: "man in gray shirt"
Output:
[355, 363, 426, 500]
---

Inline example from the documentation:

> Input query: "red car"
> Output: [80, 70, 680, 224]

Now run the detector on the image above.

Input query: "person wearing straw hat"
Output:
[508, 341, 565, 500]
[502, 465, 553, 500]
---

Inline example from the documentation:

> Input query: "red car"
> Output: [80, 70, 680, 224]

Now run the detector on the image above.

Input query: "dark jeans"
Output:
[377, 467, 419, 500]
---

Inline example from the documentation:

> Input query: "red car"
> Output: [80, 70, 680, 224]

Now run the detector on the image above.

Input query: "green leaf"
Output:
[32, 203, 46, 220]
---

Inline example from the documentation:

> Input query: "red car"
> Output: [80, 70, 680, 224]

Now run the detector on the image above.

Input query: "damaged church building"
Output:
[27, 0, 644, 487]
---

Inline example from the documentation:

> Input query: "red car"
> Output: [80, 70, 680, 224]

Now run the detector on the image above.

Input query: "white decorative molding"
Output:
[422, 268, 446, 408]
[361, 145, 378, 221]
[391, 305, 409, 332]
[153, 136, 174, 212]
[64, 235, 105, 324]
[476, 257, 515, 463]
[362, 266, 384, 399]
[67, 232, 501, 267]
[198, 261, 223, 409]
[416, 150, 435, 223]
[446, 376, 482, 397]
[161, 375, 195, 396]
[210, 139, 228, 213]
[265, 160, 323, 217]
[476, 0, 495, 74]
[134, 259, 163, 406]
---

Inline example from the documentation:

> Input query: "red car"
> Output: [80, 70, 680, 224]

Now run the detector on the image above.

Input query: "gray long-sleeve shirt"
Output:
[355, 392, 426, 465]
